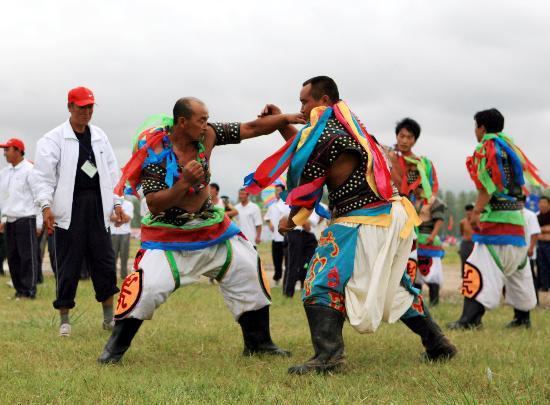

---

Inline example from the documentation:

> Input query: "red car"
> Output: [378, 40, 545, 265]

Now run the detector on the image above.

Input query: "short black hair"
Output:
[474, 108, 504, 133]
[540, 196, 550, 203]
[275, 184, 286, 191]
[173, 97, 203, 125]
[465, 204, 474, 211]
[395, 118, 421, 140]
[210, 183, 220, 192]
[302, 76, 340, 103]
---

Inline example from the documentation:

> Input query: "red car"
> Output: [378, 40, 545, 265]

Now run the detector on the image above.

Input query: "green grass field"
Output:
[1, 243, 549, 404]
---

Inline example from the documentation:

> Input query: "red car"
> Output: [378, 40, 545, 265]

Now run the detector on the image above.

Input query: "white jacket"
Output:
[31, 120, 122, 230]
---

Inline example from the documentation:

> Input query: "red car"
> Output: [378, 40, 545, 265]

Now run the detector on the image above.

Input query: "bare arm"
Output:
[259, 104, 300, 141]
[239, 113, 305, 141]
[427, 219, 444, 244]
[471, 188, 491, 228]
[528, 233, 538, 257]
[255, 225, 262, 245]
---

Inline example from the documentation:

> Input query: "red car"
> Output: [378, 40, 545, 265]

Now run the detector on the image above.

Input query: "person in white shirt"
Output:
[0, 138, 40, 299]
[520, 196, 541, 309]
[235, 189, 262, 247]
[209, 183, 238, 218]
[31, 86, 124, 337]
[110, 194, 135, 280]
[264, 184, 290, 286]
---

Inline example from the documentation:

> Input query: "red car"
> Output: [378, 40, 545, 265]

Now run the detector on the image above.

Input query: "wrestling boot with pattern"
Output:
[238, 305, 291, 357]
[288, 305, 346, 375]
[403, 314, 457, 362]
[505, 309, 531, 329]
[97, 318, 143, 364]
[447, 297, 485, 330]
[427, 283, 440, 306]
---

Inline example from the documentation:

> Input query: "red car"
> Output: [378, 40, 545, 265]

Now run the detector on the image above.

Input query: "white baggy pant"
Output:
[463, 243, 536, 312]
[344, 201, 416, 333]
[115, 234, 271, 321]
[414, 252, 444, 286]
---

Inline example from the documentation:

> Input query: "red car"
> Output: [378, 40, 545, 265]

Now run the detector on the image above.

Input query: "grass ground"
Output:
[1, 243, 549, 404]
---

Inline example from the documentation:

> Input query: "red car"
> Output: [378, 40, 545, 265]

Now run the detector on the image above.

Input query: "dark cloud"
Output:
[1, 0, 549, 198]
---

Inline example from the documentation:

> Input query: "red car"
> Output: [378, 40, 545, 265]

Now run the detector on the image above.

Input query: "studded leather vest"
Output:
[487, 146, 523, 211]
[301, 117, 393, 218]
[140, 122, 241, 225]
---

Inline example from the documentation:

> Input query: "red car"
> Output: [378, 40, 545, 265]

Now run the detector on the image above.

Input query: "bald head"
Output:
[173, 97, 205, 126]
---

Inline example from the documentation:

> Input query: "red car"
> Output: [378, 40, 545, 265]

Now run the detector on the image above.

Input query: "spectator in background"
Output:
[209, 183, 238, 218]
[0, 227, 5, 276]
[459, 204, 475, 277]
[264, 184, 290, 287]
[110, 192, 134, 280]
[220, 195, 239, 218]
[0, 138, 41, 299]
[537, 196, 550, 292]
[32, 86, 122, 337]
[519, 195, 540, 303]
[209, 183, 225, 210]
[283, 211, 319, 298]
[235, 188, 262, 248]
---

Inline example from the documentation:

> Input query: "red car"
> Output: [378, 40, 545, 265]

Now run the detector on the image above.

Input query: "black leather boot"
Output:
[97, 318, 143, 364]
[447, 297, 485, 330]
[238, 305, 291, 357]
[288, 305, 346, 375]
[505, 309, 531, 328]
[403, 314, 457, 361]
[427, 283, 440, 306]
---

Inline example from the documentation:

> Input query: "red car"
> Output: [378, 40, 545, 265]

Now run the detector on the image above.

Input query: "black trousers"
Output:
[459, 240, 475, 277]
[537, 241, 550, 290]
[283, 230, 317, 297]
[52, 190, 119, 309]
[0, 231, 6, 275]
[6, 217, 39, 297]
[271, 241, 285, 281]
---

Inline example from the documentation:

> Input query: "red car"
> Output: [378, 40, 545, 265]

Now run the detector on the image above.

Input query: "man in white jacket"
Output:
[0, 138, 41, 299]
[32, 86, 124, 337]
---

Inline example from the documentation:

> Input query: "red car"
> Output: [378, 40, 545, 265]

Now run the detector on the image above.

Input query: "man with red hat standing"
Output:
[0, 138, 41, 299]
[32, 87, 124, 337]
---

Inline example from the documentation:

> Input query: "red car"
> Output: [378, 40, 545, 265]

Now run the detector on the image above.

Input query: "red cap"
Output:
[68, 86, 95, 106]
[0, 138, 25, 152]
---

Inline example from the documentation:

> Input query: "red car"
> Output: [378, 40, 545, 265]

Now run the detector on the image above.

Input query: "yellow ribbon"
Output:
[331, 197, 421, 240]
[292, 208, 314, 226]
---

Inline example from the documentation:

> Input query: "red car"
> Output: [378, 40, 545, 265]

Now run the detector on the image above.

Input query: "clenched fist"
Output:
[258, 104, 282, 117]
[181, 160, 205, 185]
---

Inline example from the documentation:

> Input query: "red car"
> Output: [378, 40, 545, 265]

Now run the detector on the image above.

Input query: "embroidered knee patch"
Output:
[418, 256, 433, 276]
[115, 269, 143, 320]
[462, 262, 482, 299]
[407, 258, 418, 284]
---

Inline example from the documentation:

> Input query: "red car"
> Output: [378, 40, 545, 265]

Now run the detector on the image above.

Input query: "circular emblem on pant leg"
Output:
[115, 269, 143, 320]
[418, 256, 433, 276]
[406, 258, 418, 284]
[461, 262, 482, 299]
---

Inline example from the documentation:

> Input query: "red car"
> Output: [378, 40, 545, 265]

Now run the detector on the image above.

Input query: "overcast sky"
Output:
[1, 0, 549, 199]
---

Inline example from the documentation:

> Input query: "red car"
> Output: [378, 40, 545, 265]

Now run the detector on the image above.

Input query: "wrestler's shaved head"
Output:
[172, 97, 209, 141]
[173, 97, 205, 124]
[302, 76, 340, 103]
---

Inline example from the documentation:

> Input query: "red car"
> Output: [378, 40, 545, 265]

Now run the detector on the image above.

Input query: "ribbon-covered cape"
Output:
[398, 155, 439, 200]
[467, 132, 547, 195]
[244, 101, 392, 222]
[467, 132, 548, 246]
[114, 114, 178, 196]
